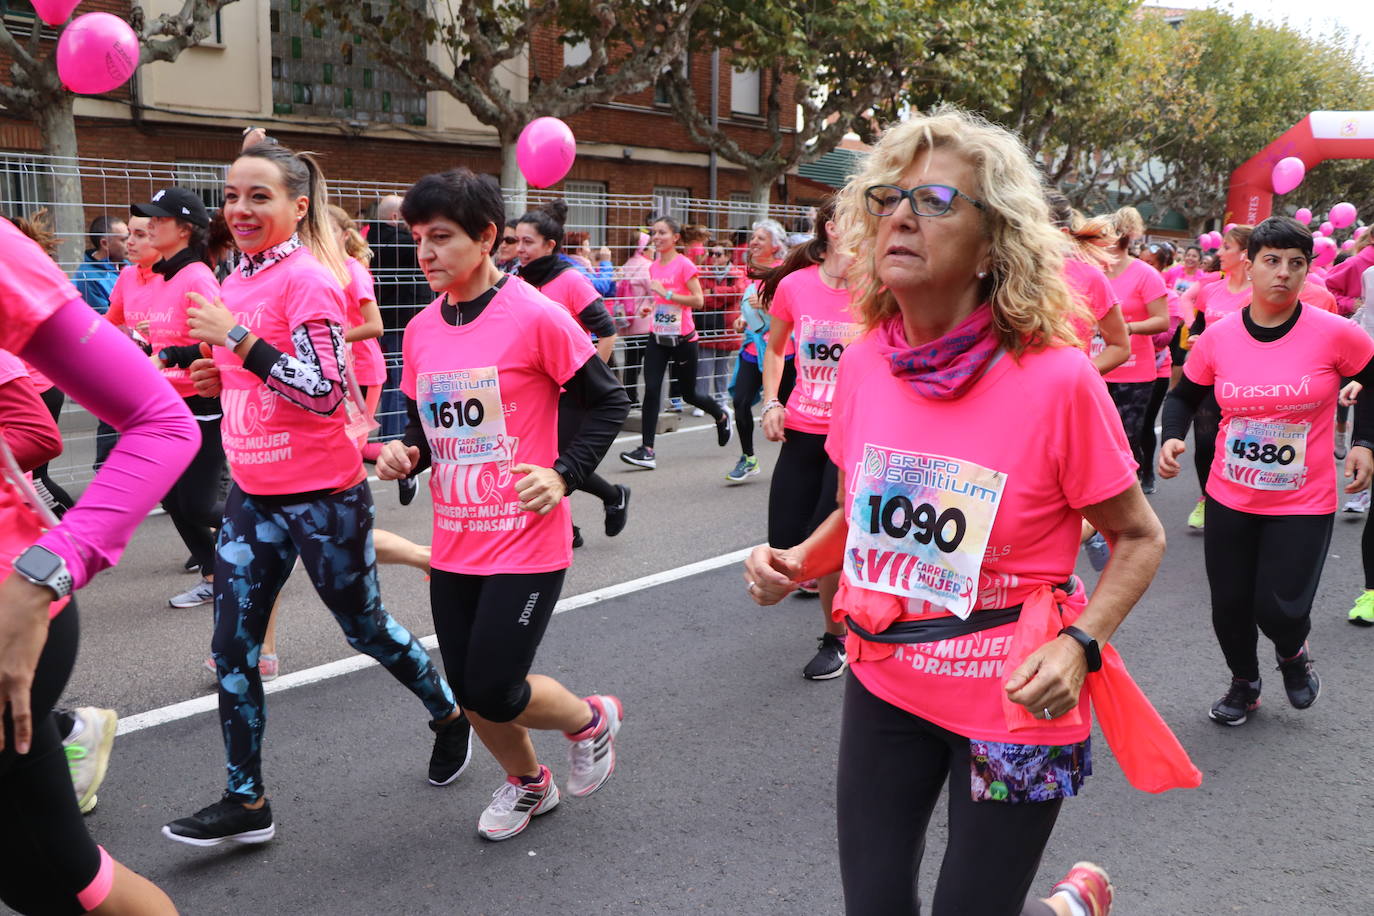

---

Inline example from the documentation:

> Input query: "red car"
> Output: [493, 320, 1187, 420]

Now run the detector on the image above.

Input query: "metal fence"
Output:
[1, 153, 820, 489]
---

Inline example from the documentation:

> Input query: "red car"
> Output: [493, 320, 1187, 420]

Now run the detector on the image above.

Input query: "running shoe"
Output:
[1209, 677, 1261, 726]
[725, 455, 760, 483]
[715, 412, 733, 447]
[796, 579, 820, 596]
[604, 485, 631, 537]
[260, 653, 280, 682]
[1083, 532, 1111, 572]
[1052, 861, 1114, 916]
[163, 795, 275, 846]
[619, 445, 656, 469]
[1186, 499, 1206, 530]
[667, 397, 685, 413]
[1348, 590, 1374, 626]
[183, 555, 200, 573]
[168, 577, 214, 608]
[64, 707, 117, 816]
[572, 525, 584, 549]
[399, 475, 418, 506]
[1276, 644, 1320, 709]
[1139, 474, 1156, 495]
[478, 767, 559, 841]
[1343, 490, 1371, 514]
[803, 633, 848, 680]
[566, 695, 624, 797]
[428, 713, 474, 786]
[691, 407, 705, 417]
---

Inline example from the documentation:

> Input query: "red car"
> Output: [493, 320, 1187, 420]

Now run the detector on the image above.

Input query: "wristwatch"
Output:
[12, 544, 72, 600]
[1058, 625, 1102, 672]
[225, 324, 251, 350]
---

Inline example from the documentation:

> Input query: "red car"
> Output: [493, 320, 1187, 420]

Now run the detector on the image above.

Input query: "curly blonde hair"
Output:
[836, 106, 1079, 356]
[327, 204, 372, 265]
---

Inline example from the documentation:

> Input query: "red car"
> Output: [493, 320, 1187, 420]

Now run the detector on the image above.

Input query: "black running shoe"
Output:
[399, 476, 419, 506]
[604, 485, 631, 537]
[571, 525, 584, 549]
[428, 714, 473, 786]
[1209, 677, 1261, 725]
[1276, 645, 1320, 709]
[803, 633, 848, 681]
[716, 412, 732, 447]
[162, 795, 274, 846]
[619, 446, 656, 469]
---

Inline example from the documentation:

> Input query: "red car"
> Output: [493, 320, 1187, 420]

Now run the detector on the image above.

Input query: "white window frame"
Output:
[652, 186, 691, 225]
[730, 67, 762, 117]
[563, 180, 607, 248]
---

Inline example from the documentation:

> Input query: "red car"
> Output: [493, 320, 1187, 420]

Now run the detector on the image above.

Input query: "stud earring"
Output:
[977, 270, 988, 279]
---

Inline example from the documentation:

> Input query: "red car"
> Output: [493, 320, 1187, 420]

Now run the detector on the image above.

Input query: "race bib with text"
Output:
[418, 366, 508, 466]
[1222, 417, 1309, 491]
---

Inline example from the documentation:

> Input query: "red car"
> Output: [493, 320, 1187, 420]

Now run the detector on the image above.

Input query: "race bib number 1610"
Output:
[844, 445, 1007, 619]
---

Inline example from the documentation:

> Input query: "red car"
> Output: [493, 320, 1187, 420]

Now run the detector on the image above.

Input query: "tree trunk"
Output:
[37, 95, 84, 266]
[749, 175, 773, 218]
[500, 130, 527, 215]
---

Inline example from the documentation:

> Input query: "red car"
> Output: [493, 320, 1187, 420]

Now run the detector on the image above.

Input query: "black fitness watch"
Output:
[13, 544, 72, 600]
[1058, 625, 1102, 672]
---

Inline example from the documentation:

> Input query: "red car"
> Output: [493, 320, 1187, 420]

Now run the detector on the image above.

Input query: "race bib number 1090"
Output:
[844, 445, 1007, 619]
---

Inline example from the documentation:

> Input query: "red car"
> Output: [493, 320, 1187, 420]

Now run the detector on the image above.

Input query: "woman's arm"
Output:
[0, 377, 61, 471]
[1126, 295, 1168, 336]
[344, 299, 384, 343]
[674, 275, 705, 311]
[745, 469, 848, 604]
[1091, 305, 1131, 375]
[761, 317, 793, 441]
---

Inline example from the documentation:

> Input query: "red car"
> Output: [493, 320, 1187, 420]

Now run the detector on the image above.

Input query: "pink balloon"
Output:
[1271, 157, 1305, 195]
[1224, 223, 1236, 234]
[31, 0, 80, 25]
[1343, 240, 1356, 251]
[1313, 230, 1324, 239]
[1197, 233, 1209, 248]
[56, 13, 139, 95]
[1313, 236, 1338, 268]
[1320, 221, 1334, 236]
[1329, 202, 1358, 229]
[1294, 207, 1312, 225]
[1356, 226, 1369, 239]
[515, 117, 576, 189]
[1209, 231, 1224, 249]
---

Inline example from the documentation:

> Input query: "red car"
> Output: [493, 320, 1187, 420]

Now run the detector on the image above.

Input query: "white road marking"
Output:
[115, 545, 756, 736]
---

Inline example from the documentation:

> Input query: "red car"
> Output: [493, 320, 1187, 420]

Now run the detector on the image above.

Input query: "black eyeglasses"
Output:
[502, 237, 518, 245]
[864, 184, 986, 218]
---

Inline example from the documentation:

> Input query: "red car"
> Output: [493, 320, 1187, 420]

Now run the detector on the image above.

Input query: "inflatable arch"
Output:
[1224, 110, 1374, 226]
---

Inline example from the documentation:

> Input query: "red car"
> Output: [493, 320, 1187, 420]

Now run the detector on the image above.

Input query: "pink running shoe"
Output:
[1052, 861, 1114, 916]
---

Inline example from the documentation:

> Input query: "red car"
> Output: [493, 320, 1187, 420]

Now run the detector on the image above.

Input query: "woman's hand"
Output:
[1003, 633, 1088, 720]
[638, 304, 653, 318]
[743, 545, 803, 605]
[1345, 445, 1374, 494]
[732, 315, 746, 333]
[1340, 380, 1363, 407]
[0, 574, 54, 755]
[134, 320, 151, 336]
[1157, 438, 1186, 479]
[648, 281, 669, 300]
[185, 291, 238, 346]
[376, 440, 420, 481]
[762, 403, 787, 442]
[188, 340, 222, 397]
[513, 464, 567, 515]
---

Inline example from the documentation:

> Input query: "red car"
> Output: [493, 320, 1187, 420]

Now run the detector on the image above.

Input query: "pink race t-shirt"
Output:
[344, 258, 386, 387]
[1196, 279, 1251, 329]
[768, 265, 860, 435]
[1063, 257, 1118, 355]
[537, 267, 601, 333]
[1167, 265, 1207, 294]
[215, 247, 363, 495]
[1102, 259, 1167, 383]
[1302, 278, 1337, 314]
[825, 330, 1137, 743]
[146, 261, 221, 398]
[401, 277, 595, 575]
[1185, 305, 1374, 516]
[105, 264, 161, 335]
[648, 254, 699, 339]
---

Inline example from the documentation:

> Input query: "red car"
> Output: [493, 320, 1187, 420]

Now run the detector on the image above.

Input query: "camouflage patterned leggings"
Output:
[210, 481, 455, 801]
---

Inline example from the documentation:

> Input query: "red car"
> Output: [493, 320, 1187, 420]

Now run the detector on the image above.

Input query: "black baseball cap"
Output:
[131, 187, 210, 228]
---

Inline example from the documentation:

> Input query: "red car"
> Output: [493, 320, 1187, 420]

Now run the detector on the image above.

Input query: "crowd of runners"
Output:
[3, 104, 1374, 914]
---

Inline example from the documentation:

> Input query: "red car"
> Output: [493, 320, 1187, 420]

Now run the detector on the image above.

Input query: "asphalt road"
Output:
[13, 420, 1374, 915]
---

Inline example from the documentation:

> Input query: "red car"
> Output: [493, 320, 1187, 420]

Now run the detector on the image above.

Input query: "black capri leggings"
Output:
[162, 403, 226, 572]
[1140, 377, 1169, 482]
[767, 429, 838, 549]
[1106, 380, 1153, 474]
[429, 569, 567, 723]
[640, 337, 725, 448]
[0, 603, 106, 916]
[732, 356, 796, 458]
[1203, 497, 1333, 682]
[837, 675, 1060, 916]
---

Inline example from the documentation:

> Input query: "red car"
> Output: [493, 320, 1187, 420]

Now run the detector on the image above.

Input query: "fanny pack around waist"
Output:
[845, 579, 1077, 645]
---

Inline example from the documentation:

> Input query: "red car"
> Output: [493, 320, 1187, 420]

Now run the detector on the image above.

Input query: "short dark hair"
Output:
[401, 169, 505, 244]
[1248, 216, 1312, 262]
[87, 214, 124, 249]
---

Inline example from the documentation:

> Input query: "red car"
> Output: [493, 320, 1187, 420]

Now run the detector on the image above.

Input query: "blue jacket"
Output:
[73, 253, 124, 314]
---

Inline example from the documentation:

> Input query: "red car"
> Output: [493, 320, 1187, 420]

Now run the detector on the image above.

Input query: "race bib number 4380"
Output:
[418, 367, 507, 465]
[1222, 417, 1309, 491]
[844, 445, 1007, 619]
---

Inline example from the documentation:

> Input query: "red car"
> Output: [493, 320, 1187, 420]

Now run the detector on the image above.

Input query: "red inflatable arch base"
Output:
[1225, 110, 1374, 226]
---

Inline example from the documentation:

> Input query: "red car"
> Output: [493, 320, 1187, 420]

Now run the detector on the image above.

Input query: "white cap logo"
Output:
[153, 190, 166, 201]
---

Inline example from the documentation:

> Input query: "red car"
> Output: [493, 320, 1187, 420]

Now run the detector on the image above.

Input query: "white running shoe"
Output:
[169, 578, 214, 608]
[478, 767, 560, 841]
[567, 695, 624, 797]
[65, 707, 117, 815]
[1343, 490, 1371, 514]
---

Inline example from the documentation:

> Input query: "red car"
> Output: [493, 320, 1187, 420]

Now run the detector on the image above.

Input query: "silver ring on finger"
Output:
[747, 580, 756, 593]
[1043, 707, 1053, 720]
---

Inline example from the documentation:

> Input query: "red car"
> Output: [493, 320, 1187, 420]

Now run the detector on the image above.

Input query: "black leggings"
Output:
[767, 429, 838, 549]
[1193, 392, 1221, 491]
[34, 387, 74, 516]
[0, 604, 104, 916]
[162, 410, 226, 572]
[1204, 497, 1333, 682]
[557, 390, 619, 505]
[1106, 380, 1153, 474]
[429, 569, 566, 723]
[1140, 377, 1169, 482]
[640, 337, 725, 448]
[732, 356, 796, 458]
[837, 675, 1059, 916]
